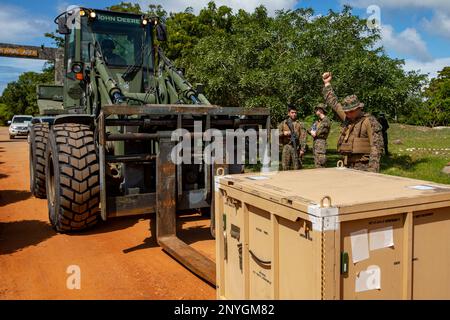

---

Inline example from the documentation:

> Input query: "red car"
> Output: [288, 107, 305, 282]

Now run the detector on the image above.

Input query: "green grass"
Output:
[300, 122, 450, 185]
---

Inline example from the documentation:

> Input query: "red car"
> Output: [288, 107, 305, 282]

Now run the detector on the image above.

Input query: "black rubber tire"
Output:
[9, 135, 14, 139]
[46, 123, 100, 232]
[29, 123, 49, 198]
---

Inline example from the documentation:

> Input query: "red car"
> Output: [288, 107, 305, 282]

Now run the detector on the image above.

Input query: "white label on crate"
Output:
[350, 229, 370, 263]
[309, 216, 340, 232]
[355, 265, 381, 292]
[408, 185, 436, 191]
[369, 226, 394, 251]
[307, 205, 339, 217]
[246, 176, 270, 181]
[308, 205, 339, 231]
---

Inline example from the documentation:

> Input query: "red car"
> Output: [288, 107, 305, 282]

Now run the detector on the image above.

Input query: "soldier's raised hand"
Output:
[322, 72, 332, 85]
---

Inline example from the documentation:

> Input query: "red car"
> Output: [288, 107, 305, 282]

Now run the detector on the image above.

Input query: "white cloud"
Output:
[0, 6, 52, 44]
[380, 24, 432, 62]
[56, 2, 71, 15]
[403, 57, 450, 79]
[341, 0, 450, 13]
[136, 0, 299, 15]
[0, 57, 47, 94]
[422, 12, 450, 39]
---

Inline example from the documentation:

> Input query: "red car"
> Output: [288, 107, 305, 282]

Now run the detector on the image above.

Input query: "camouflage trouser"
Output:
[281, 144, 302, 171]
[313, 139, 327, 168]
[347, 157, 380, 173]
[383, 132, 389, 155]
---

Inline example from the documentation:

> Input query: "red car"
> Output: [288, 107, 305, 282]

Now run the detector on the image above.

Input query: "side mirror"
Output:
[196, 83, 205, 95]
[7, 121, 11, 125]
[156, 23, 167, 42]
[57, 15, 71, 35]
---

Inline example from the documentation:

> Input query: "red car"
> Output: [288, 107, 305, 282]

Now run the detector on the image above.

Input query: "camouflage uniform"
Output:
[278, 119, 307, 170]
[323, 84, 384, 172]
[312, 115, 331, 168]
[377, 114, 390, 155]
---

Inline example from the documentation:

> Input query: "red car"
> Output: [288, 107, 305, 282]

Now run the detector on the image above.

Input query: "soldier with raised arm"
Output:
[322, 72, 384, 172]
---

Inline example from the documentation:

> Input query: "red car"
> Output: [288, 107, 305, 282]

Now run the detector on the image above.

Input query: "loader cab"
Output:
[56, 7, 159, 113]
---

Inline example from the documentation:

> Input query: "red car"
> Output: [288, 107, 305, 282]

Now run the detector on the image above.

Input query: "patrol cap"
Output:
[342, 95, 364, 112]
[314, 103, 327, 114]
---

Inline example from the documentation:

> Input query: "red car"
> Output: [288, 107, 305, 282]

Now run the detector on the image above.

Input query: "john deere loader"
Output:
[28, 7, 270, 284]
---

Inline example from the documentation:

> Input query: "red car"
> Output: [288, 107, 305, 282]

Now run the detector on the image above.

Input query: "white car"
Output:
[8, 115, 33, 139]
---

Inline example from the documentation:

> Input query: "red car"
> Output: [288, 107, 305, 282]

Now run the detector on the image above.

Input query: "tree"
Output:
[1, 1, 430, 126]
[107, 2, 142, 14]
[421, 67, 450, 126]
[162, 2, 233, 61]
[182, 4, 427, 123]
[0, 103, 14, 125]
[1, 69, 53, 118]
[45, 32, 65, 48]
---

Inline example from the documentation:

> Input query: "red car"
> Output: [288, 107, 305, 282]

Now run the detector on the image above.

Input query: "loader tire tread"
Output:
[30, 123, 49, 198]
[47, 123, 100, 232]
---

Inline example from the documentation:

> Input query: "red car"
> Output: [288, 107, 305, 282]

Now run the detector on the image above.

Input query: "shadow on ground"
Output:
[381, 154, 429, 171]
[0, 220, 56, 255]
[0, 137, 28, 143]
[122, 212, 213, 254]
[71, 215, 144, 237]
[177, 214, 213, 246]
[0, 190, 31, 207]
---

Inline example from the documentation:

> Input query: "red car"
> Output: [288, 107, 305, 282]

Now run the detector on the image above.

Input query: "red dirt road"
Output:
[0, 127, 216, 299]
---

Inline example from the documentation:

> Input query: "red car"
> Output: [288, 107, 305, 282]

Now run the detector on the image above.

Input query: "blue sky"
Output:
[1, 0, 449, 94]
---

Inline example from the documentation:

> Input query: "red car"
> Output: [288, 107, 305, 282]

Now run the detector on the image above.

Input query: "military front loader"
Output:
[28, 7, 270, 285]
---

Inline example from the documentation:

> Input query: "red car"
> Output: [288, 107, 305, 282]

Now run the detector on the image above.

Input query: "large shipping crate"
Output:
[214, 168, 450, 300]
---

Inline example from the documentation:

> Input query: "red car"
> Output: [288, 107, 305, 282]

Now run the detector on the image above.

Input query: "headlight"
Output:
[71, 63, 82, 73]
[89, 11, 96, 19]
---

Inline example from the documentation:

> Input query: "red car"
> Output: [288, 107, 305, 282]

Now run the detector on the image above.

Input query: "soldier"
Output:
[322, 72, 384, 172]
[101, 39, 126, 66]
[377, 113, 390, 156]
[278, 104, 307, 171]
[308, 104, 331, 168]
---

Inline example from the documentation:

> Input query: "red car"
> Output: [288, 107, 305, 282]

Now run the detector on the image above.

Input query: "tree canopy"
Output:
[420, 67, 450, 126]
[1, 1, 447, 127]
[108, 2, 429, 123]
[0, 66, 53, 124]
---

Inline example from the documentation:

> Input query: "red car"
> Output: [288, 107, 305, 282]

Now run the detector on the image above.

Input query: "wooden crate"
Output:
[214, 168, 450, 300]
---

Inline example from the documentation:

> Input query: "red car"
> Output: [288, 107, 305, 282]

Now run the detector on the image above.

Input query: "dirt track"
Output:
[0, 127, 215, 299]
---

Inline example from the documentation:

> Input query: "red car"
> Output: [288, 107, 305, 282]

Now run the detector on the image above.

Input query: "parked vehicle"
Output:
[30, 116, 55, 125]
[8, 115, 33, 139]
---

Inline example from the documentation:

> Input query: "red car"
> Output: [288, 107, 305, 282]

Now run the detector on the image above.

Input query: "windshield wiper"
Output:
[122, 65, 141, 82]
[121, 40, 151, 82]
